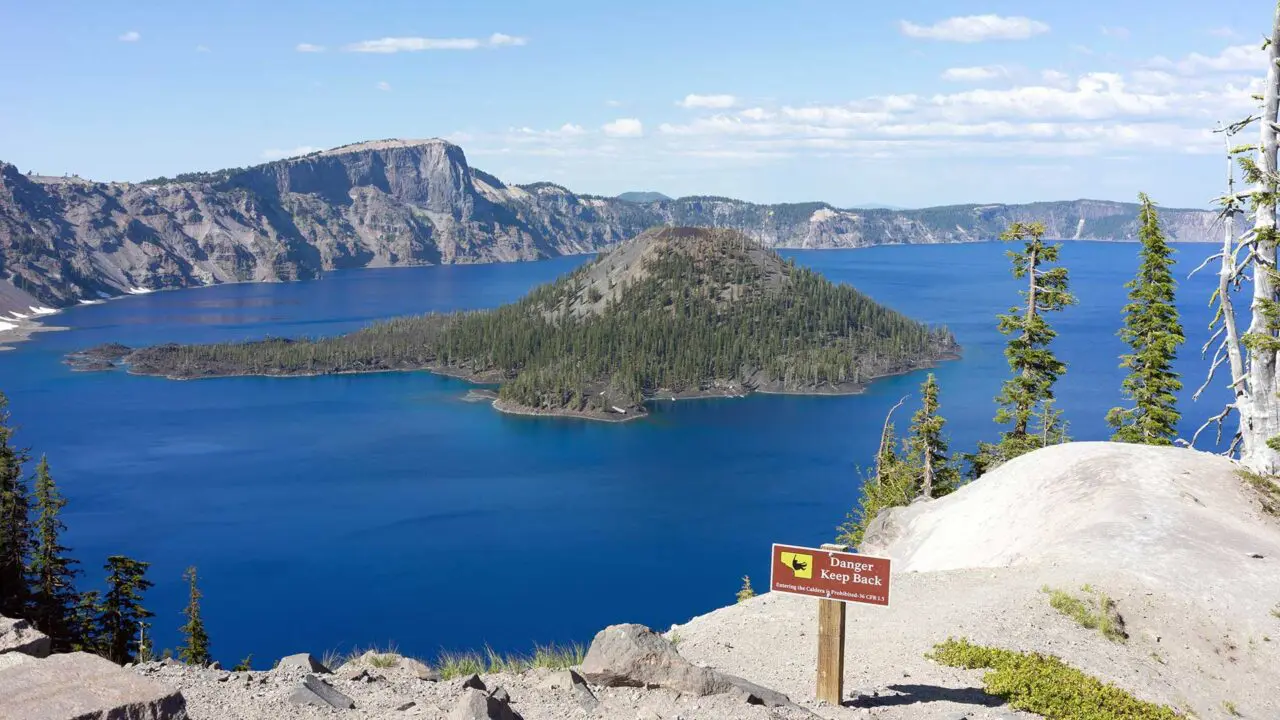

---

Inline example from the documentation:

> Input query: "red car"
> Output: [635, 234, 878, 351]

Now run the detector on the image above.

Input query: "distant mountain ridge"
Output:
[0, 138, 1221, 314]
[617, 191, 672, 203]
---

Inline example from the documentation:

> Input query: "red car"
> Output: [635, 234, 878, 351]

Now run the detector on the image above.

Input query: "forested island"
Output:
[67, 227, 958, 421]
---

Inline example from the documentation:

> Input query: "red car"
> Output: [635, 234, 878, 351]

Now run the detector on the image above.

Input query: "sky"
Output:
[0, 0, 1269, 208]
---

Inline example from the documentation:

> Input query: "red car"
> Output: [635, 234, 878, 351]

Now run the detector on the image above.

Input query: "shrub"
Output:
[1043, 585, 1127, 642]
[736, 576, 756, 603]
[928, 638, 1180, 720]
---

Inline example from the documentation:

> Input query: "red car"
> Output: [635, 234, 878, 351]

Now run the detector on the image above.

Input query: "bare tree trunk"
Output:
[1241, 8, 1280, 474]
[1016, 246, 1039, 438]
[921, 443, 934, 499]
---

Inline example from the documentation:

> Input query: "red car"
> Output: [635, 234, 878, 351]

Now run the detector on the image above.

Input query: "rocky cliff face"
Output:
[0, 138, 1221, 313]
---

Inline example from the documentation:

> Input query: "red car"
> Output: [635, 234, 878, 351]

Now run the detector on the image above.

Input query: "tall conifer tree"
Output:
[178, 566, 211, 666]
[1108, 194, 1184, 445]
[905, 374, 958, 498]
[976, 222, 1077, 472]
[0, 392, 32, 617]
[97, 556, 154, 664]
[29, 456, 81, 651]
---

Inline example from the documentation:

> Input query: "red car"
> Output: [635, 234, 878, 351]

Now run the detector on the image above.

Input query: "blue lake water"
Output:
[0, 241, 1232, 665]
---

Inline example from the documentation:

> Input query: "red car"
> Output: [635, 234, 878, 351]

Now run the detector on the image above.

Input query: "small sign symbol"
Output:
[780, 551, 813, 579]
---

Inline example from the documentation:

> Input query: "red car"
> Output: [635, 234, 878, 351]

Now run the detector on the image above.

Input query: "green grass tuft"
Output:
[928, 638, 1180, 720]
[433, 642, 584, 680]
[736, 575, 756, 604]
[1222, 700, 1241, 717]
[1042, 585, 1127, 642]
[1237, 469, 1280, 517]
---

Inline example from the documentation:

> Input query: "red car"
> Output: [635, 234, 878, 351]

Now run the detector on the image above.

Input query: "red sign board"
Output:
[770, 543, 891, 607]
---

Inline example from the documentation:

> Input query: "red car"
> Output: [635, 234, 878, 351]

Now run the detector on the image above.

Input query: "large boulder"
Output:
[287, 674, 355, 709]
[446, 687, 517, 720]
[581, 624, 790, 706]
[0, 616, 50, 658]
[0, 651, 187, 720]
[275, 653, 330, 673]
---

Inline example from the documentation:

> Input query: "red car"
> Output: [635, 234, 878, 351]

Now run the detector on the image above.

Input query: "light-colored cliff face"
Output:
[0, 139, 1220, 314]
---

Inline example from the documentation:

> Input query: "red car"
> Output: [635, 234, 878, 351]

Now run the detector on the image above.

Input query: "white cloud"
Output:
[296, 43, 325, 53]
[195, 44, 210, 53]
[488, 33, 527, 47]
[1100, 26, 1131, 39]
[677, 94, 738, 109]
[603, 118, 644, 138]
[512, 124, 587, 138]
[899, 15, 1049, 42]
[1040, 70, 1072, 89]
[343, 34, 526, 53]
[376, 81, 392, 91]
[1150, 44, 1265, 75]
[118, 30, 140, 42]
[262, 146, 320, 160]
[605, 99, 623, 107]
[941, 65, 1009, 82]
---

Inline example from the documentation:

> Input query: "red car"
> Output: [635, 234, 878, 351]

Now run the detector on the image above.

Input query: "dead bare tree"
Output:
[1194, 6, 1280, 474]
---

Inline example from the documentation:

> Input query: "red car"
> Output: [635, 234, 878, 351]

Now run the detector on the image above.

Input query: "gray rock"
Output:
[574, 681, 600, 711]
[276, 653, 331, 674]
[288, 674, 355, 710]
[489, 686, 510, 703]
[403, 656, 441, 681]
[207, 661, 221, 670]
[396, 700, 417, 711]
[0, 651, 188, 720]
[581, 623, 791, 706]
[447, 688, 516, 720]
[461, 673, 486, 691]
[0, 616, 51, 658]
[0, 651, 35, 672]
[539, 668, 589, 690]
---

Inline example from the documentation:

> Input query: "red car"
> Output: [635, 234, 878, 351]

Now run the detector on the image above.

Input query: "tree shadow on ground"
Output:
[847, 684, 1006, 709]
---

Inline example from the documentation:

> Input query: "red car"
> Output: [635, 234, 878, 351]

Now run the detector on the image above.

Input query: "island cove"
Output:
[65, 227, 959, 422]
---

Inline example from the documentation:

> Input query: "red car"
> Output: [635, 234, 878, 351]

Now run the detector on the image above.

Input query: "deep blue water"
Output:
[0, 242, 1231, 665]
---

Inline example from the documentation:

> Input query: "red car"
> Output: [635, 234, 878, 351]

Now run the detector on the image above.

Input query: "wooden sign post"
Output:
[770, 542, 892, 706]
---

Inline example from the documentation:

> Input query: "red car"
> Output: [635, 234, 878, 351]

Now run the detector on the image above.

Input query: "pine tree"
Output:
[29, 456, 81, 651]
[72, 590, 102, 654]
[97, 555, 154, 664]
[178, 566, 211, 666]
[905, 374, 958, 498]
[981, 222, 1078, 469]
[0, 391, 33, 618]
[1107, 193, 1184, 445]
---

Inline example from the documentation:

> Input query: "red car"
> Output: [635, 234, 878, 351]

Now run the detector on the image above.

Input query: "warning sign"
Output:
[770, 543, 891, 607]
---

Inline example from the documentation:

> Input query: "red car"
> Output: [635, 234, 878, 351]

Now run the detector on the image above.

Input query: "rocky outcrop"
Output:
[0, 651, 188, 720]
[581, 623, 792, 707]
[0, 615, 50, 658]
[0, 138, 1220, 314]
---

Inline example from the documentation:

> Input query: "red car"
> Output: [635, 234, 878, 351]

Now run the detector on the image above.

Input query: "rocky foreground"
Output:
[3, 441, 1278, 719]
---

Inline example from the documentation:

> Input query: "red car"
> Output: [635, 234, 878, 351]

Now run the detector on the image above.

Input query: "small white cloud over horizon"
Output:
[1150, 43, 1265, 75]
[899, 15, 1048, 42]
[605, 99, 624, 107]
[488, 33, 527, 47]
[603, 118, 644, 138]
[678, 94, 738, 109]
[296, 43, 326, 53]
[195, 44, 210, 53]
[376, 81, 392, 91]
[118, 30, 141, 42]
[343, 34, 527, 53]
[941, 65, 1009, 82]
[1101, 26, 1131, 39]
[262, 146, 320, 160]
